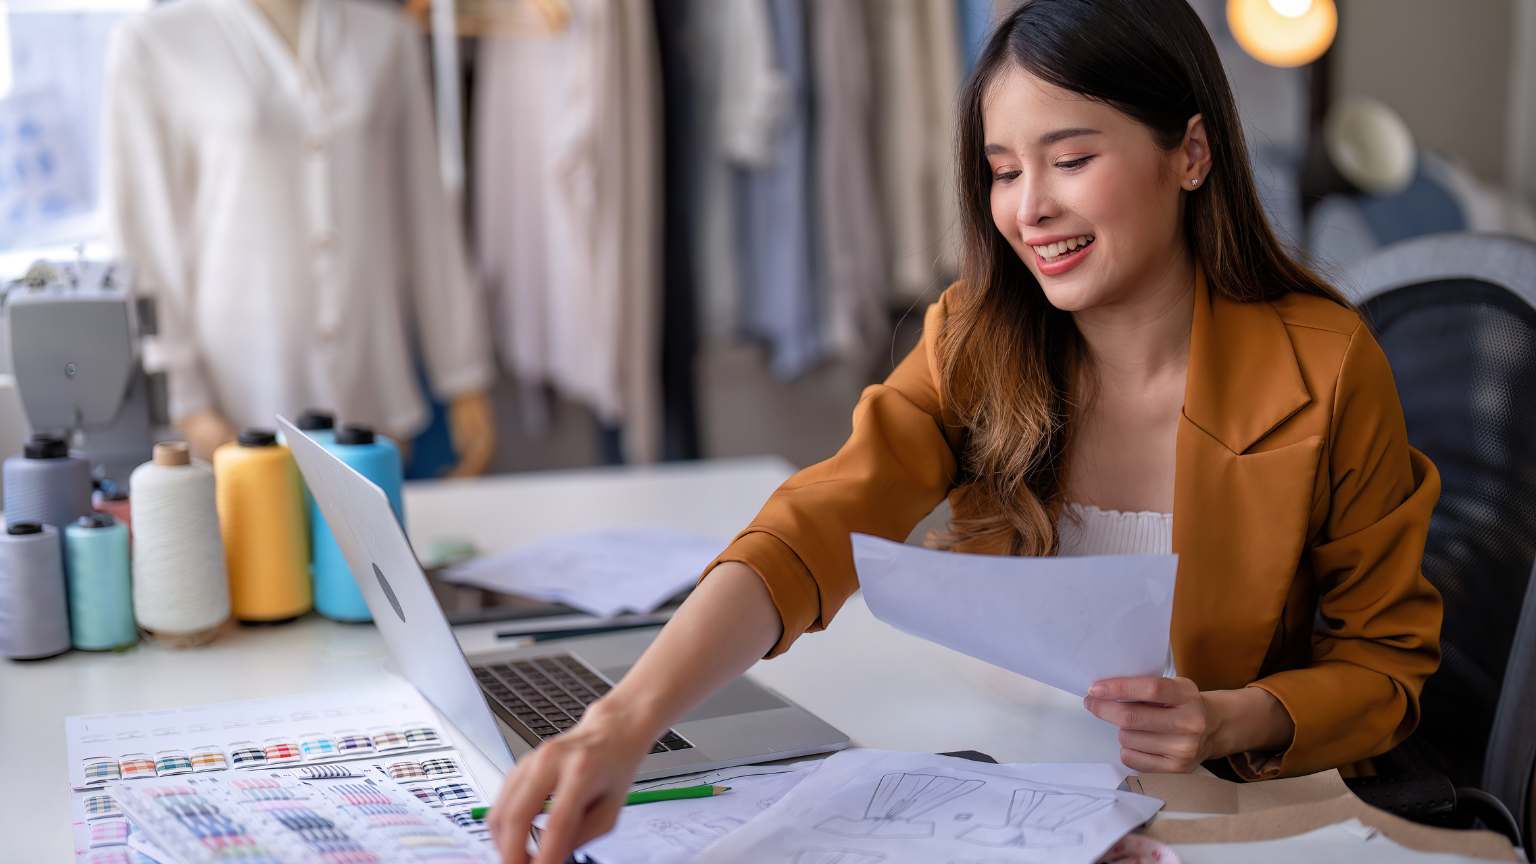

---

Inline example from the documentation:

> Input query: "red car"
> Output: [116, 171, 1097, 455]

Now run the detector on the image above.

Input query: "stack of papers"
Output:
[692, 750, 1162, 864]
[439, 529, 727, 617]
[537, 751, 1158, 864]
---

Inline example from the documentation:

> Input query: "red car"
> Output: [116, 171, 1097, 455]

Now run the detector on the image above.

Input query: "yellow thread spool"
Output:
[214, 429, 311, 622]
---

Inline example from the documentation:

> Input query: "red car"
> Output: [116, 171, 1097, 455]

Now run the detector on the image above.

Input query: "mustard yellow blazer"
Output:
[707, 269, 1443, 780]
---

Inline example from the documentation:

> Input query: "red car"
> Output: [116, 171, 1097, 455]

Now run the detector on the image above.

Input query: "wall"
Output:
[1333, 0, 1514, 185]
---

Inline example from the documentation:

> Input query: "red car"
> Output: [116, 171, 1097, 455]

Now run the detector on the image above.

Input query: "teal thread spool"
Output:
[311, 425, 403, 621]
[64, 514, 137, 651]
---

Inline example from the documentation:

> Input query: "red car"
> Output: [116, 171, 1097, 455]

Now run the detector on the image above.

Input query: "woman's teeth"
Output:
[1032, 234, 1095, 261]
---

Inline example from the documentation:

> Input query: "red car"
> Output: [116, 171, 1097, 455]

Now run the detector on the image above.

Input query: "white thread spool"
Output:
[129, 442, 230, 646]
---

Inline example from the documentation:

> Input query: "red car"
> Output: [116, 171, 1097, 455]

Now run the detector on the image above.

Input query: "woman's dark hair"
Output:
[934, 0, 1348, 556]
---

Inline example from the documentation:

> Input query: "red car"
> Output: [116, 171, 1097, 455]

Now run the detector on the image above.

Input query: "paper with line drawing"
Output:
[852, 533, 1177, 697]
[692, 749, 1162, 864]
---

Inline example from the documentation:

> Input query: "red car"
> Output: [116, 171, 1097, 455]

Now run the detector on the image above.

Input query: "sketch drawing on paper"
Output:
[958, 784, 1114, 849]
[646, 813, 749, 852]
[793, 850, 887, 864]
[817, 772, 985, 839]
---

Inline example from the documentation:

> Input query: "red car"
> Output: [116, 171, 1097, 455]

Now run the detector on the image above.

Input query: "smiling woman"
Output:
[485, 2, 1444, 861]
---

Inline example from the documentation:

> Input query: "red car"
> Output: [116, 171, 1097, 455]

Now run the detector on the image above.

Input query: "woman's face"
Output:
[983, 64, 1201, 312]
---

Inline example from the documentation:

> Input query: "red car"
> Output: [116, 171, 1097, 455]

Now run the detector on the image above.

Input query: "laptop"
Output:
[276, 415, 849, 782]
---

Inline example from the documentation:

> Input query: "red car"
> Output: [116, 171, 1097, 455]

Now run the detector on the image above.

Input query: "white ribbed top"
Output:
[1057, 502, 1173, 556]
[1058, 502, 1177, 678]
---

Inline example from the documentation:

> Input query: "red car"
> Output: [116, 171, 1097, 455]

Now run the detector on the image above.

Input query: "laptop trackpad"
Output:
[599, 667, 787, 721]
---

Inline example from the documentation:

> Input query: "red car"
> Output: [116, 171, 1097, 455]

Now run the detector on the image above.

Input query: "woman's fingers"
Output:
[533, 764, 604, 864]
[1084, 695, 1203, 735]
[1119, 745, 1191, 774]
[1089, 676, 1197, 705]
[1117, 729, 1202, 770]
[493, 753, 561, 864]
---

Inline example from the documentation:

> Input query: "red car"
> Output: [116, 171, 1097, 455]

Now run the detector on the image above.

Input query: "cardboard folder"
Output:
[1125, 770, 1520, 861]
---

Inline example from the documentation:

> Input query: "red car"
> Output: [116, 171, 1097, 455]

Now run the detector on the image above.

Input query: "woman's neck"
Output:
[1072, 251, 1197, 386]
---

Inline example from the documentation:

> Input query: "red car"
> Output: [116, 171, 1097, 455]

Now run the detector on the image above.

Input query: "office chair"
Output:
[1336, 232, 1536, 858]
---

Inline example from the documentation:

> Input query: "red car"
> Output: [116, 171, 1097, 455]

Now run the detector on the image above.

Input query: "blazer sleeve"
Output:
[702, 291, 964, 657]
[1241, 321, 1443, 778]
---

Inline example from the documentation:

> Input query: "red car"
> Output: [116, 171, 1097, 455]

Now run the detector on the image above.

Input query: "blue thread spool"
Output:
[3, 434, 93, 544]
[0, 521, 70, 659]
[311, 425, 404, 622]
[64, 514, 137, 651]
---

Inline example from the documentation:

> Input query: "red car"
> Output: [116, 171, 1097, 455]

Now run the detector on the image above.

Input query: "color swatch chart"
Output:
[65, 679, 496, 862]
[110, 768, 495, 863]
[66, 679, 450, 790]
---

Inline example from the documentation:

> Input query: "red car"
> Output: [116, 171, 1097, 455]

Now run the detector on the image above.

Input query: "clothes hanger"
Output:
[404, 0, 568, 37]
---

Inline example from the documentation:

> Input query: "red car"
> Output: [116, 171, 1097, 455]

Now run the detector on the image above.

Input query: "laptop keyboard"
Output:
[473, 654, 693, 754]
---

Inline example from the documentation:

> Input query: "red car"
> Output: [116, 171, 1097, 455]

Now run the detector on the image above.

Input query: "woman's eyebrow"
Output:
[1039, 127, 1101, 145]
[984, 128, 1102, 155]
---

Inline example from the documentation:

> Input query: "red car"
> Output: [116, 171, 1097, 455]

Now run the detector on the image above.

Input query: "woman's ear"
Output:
[1180, 114, 1212, 189]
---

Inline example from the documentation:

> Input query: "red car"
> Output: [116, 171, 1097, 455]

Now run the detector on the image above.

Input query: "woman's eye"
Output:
[1056, 156, 1094, 171]
[992, 169, 1021, 183]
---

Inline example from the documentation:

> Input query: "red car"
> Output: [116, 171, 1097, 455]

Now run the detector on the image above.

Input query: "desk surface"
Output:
[2, 456, 1117, 861]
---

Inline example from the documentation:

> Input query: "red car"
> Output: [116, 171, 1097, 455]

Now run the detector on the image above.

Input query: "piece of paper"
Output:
[439, 529, 727, 617]
[534, 759, 823, 863]
[1173, 819, 1496, 864]
[692, 749, 1162, 864]
[852, 533, 1177, 697]
[65, 678, 497, 862]
[1127, 769, 1350, 815]
[110, 764, 494, 863]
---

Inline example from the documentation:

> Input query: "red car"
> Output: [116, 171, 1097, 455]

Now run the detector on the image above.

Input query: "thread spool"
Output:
[311, 424, 404, 622]
[93, 489, 133, 536]
[214, 429, 310, 623]
[2, 434, 93, 540]
[64, 514, 136, 651]
[0, 521, 71, 659]
[130, 442, 230, 647]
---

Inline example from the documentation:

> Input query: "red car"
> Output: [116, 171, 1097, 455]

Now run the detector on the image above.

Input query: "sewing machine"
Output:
[0, 258, 164, 498]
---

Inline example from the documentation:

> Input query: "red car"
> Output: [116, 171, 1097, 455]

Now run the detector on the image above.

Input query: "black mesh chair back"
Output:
[1344, 233, 1536, 853]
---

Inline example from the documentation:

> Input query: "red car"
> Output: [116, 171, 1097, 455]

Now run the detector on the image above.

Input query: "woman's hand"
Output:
[1084, 677, 1296, 774]
[487, 699, 657, 864]
[1082, 676, 1215, 773]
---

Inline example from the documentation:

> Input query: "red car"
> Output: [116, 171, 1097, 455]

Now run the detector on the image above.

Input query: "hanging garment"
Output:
[103, 0, 492, 441]
[685, 0, 785, 347]
[865, 0, 964, 303]
[473, 0, 662, 462]
[807, 1, 889, 363]
[734, 0, 822, 380]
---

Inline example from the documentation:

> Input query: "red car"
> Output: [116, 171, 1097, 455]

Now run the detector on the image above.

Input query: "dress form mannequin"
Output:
[157, 0, 497, 476]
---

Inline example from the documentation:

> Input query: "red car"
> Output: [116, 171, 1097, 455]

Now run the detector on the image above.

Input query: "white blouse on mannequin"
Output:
[104, 0, 492, 440]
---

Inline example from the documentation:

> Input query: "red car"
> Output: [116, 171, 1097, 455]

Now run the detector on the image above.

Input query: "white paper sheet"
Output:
[852, 533, 1177, 697]
[693, 750, 1162, 864]
[534, 759, 823, 863]
[438, 529, 727, 617]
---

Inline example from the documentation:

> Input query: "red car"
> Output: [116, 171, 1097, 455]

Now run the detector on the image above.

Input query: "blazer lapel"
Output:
[1171, 270, 1321, 689]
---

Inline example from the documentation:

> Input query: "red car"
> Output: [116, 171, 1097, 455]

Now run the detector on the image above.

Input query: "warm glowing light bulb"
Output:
[1228, 0, 1337, 67]
[1268, 0, 1314, 19]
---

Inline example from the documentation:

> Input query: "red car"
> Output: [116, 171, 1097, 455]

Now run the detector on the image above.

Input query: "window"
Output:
[0, 0, 151, 268]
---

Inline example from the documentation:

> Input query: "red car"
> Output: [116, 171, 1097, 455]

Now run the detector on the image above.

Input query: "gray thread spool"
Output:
[2, 434, 93, 540]
[0, 521, 71, 659]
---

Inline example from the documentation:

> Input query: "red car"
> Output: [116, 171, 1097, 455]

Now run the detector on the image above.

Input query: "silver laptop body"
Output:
[277, 416, 849, 781]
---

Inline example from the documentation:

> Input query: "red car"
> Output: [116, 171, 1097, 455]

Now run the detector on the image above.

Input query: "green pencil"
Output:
[469, 784, 731, 820]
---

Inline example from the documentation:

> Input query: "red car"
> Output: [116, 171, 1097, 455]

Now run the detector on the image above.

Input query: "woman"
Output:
[490, 1, 1442, 860]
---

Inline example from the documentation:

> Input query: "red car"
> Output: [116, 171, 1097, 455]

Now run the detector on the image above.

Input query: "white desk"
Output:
[1, 456, 1116, 861]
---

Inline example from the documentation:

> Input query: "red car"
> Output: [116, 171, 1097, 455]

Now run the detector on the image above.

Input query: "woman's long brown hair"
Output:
[934, 0, 1348, 556]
